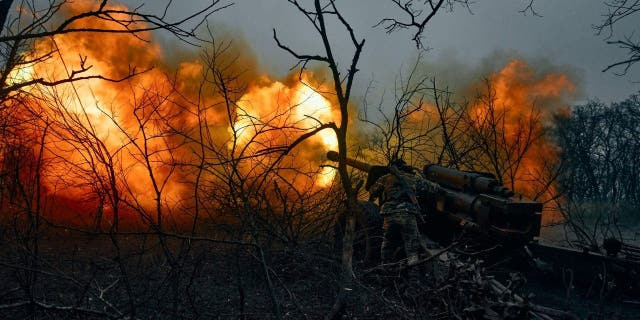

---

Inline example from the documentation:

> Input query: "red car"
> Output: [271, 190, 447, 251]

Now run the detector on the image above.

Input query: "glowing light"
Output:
[233, 76, 338, 187]
[7, 62, 35, 86]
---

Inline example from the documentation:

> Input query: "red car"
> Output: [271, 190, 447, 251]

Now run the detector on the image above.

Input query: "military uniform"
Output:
[369, 168, 438, 264]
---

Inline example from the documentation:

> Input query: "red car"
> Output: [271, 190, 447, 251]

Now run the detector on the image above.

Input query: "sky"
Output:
[141, 0, 639, 105]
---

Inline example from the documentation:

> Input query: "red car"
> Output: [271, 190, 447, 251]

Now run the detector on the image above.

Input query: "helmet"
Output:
[389, 158, 413, 173]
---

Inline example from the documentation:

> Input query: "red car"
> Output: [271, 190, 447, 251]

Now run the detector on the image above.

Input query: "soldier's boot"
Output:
[405, 254, 423, 284]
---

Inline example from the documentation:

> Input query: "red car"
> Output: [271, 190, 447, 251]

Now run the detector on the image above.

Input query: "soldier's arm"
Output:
[417, 175, 440, 194]
[368, 177, 384, 202]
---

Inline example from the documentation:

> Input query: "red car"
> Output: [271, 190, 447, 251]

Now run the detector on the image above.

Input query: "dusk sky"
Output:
[142, 0, 639, 104]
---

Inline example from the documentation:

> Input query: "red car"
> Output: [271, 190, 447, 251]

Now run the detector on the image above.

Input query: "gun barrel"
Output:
[424, 164, 514, 197]
[326, 151, 373, 172]
[326, 151, 389, 190]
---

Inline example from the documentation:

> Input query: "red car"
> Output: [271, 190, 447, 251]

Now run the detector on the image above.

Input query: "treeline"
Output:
[554, 93, 640, 244]
[556, 94, 640, 204]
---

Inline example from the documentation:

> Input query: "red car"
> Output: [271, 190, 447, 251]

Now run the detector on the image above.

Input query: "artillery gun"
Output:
[326, 150, 542, 245]
[327, 151, 640, 295]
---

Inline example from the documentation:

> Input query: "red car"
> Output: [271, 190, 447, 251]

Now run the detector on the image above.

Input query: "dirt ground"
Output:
[0, 229, 638, 319]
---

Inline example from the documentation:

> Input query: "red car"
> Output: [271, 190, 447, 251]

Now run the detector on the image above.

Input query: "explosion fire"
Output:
[0, 1, 576, 229]
[466, 59, 576, 198]
[232, 75, 339, 187]
[1, 1, 341, 228]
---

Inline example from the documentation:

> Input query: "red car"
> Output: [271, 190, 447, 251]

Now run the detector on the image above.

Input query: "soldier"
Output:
[368, 159, 439, 265]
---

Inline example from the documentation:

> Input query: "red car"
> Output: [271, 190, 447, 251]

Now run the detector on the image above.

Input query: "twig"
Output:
[363, 242, 457, 275]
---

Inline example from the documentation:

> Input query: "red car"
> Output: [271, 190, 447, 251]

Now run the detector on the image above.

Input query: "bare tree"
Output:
[0, 0, 230, 101]
[361, 67, 562, 231]
[165, 35, 341, 318]
[375, 0, 471, 49]
[0, 2, 233, 318]
[594, 0, 640, 74]
[360, 55, 440, 164]
[554, 94, 640, 247]
[463, 79, 544, 191]
[272, 1, 365, 317]
[376, 0, 540, 49]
